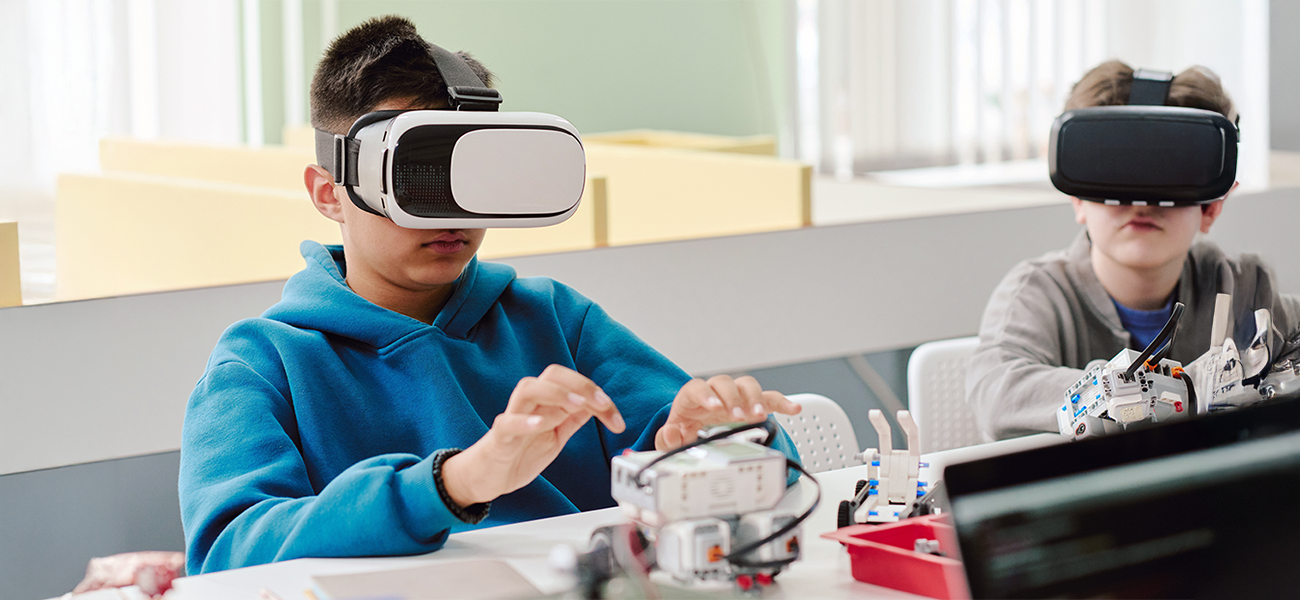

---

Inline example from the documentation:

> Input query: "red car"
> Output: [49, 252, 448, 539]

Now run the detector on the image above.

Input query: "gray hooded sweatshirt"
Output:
[967, 229, 1300, 441]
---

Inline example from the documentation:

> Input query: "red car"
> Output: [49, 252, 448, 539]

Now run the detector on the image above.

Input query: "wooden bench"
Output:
[56, 173, 340, 301]
[283, 125, 780, 156]
[281, 126, 808, 245]
[0, 221, 20, 307]
[583, 129, 777, 156]
[584, 143, 811, 246]
[62, 135, 807, 299]
[100, 138, 313, 192]
[99, 134, 810, 246]
[54, 170, 607, 301]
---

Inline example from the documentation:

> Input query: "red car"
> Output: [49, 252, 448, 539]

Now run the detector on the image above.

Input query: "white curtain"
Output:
[0, 0, 242, 300]
[794, 0, 1270, 189]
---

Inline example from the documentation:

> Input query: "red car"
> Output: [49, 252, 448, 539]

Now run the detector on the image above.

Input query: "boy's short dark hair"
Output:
[1065, 59, 1236, 122]
[309, 15, 495, 135]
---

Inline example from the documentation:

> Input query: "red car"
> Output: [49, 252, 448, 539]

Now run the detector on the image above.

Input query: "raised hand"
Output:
[655, 375, 801, 451]
[442, 365, 624, 507]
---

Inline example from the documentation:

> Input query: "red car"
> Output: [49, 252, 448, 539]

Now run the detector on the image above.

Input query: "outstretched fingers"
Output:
[704, 375, 772, 423]
[537, 364, 626, 433]
[507, 366, 625, 434]
[733, 376, 776, 421]
[762, 390, 801, 416]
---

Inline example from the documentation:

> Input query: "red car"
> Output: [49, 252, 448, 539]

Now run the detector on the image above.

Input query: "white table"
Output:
[160, 434, 1064, 600]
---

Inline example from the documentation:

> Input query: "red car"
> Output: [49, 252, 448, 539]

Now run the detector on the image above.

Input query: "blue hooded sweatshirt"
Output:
[179, 242, 800, 575]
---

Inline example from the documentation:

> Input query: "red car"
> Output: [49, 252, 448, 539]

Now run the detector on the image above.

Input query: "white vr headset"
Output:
[314, 44, 586, 229]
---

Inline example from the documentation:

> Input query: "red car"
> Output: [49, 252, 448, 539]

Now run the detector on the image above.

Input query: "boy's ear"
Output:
[1200, 197, 1226, 233]
[305, 164, 345, 224]
[1070, 197, 1088, 225]
[1198, 181, 1234, 233]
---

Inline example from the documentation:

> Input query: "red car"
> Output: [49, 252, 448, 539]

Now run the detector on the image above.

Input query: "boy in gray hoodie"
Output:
[966, 61, 1300, 441]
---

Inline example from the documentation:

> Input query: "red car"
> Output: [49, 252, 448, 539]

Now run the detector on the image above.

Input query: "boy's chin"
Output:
[405, 257, 473, 283]
[1109, 246, 1184, 271]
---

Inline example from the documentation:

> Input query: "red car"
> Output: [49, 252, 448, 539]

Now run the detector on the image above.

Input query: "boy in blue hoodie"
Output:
[178, 15, 804, 575]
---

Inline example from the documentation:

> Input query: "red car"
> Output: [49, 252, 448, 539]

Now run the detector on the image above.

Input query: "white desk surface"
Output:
[121, 434, 1062, 600]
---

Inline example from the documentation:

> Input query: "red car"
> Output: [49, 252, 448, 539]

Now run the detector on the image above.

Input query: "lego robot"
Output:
[1058, 347, 1192, 439]
[576, 421, 818, 595]
[1058, 302, 1195, 440]
[1059, 296, 1300, 440]
[1184, 293, 1300, 408]
[836, 409, 928, 528]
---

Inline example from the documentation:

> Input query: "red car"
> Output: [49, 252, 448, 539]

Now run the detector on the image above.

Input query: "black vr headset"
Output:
[1048, 68, 1239, 205]
[315, 44, 585, 229]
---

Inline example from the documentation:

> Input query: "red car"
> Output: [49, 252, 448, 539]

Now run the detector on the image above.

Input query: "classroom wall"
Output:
[0, 279, 285, 600]
[385, 0, 788, 137]
[251, 0, 790, 144]
[1272, 0, 1300, 151]
[0, 453, 184, 600]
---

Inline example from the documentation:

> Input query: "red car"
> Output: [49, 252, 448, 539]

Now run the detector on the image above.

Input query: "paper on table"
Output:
[310, 559, 541, 600]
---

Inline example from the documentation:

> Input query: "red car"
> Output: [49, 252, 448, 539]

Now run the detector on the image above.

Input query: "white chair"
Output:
[773, 393, 861, 473]
[907, 336, 984, 454]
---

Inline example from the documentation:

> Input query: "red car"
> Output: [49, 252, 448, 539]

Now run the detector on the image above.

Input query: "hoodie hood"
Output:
[262, 241, 516, 347]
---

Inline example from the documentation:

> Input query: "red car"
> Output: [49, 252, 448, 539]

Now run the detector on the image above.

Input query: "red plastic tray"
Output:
[820, 514, 969, 599]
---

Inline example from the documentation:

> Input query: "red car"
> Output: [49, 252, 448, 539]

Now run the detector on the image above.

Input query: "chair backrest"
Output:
[773, 393, 861, 473]
[907, 336, 983, 453]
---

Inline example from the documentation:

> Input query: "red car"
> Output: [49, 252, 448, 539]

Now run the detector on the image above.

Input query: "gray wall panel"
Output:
[498, 203, 1085, 374]
[0, 281, 285, 475]
[1209, 186, 1300, 292]
[0, 452, 184, 600]
[1273, 0, 1300, 151]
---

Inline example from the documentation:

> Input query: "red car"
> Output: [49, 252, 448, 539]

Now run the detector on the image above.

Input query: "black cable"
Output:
[1157, 307, 1186, 362]
[1149, 339, 1174, 366]
[1179, 370, 1198, 415]
[633, 420, 777, 486]
[725, 458, 821, 569]
[1125, 302, 1185, 380]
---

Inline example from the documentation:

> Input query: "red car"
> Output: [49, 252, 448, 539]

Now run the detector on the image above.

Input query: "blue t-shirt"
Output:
[1112, 297, 1174, 350]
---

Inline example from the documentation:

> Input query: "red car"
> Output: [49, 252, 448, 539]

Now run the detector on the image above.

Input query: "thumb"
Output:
[657, 422, 694, 451]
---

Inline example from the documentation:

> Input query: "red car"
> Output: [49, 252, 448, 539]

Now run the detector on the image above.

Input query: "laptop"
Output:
[943, 398, 1300, 599]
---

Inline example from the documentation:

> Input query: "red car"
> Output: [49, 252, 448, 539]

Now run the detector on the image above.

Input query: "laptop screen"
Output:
[944, 399, 1300, 599]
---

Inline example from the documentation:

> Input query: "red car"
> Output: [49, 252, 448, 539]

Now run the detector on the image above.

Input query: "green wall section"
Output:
[259, 0, 286, 145]
[251, 0, 790, 144]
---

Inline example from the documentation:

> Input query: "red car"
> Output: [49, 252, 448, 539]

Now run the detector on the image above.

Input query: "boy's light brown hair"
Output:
[1065, 60, 1237, 122]
[309, 15, 495, 136]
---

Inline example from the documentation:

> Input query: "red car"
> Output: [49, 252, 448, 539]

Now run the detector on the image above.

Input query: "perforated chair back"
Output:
[773, 393, 861, 473]
[907, 336, 983, 453]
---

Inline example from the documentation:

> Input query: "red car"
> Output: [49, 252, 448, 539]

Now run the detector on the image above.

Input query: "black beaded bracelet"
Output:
[431, 448, 491, 525]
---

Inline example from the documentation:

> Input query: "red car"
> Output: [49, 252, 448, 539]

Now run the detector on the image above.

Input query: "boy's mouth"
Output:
[1124, 216, 1162, 232]
[422, 232, 468, 254]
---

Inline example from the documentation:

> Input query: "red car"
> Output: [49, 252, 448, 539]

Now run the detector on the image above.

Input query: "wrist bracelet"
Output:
[431, 448, 491, 524]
